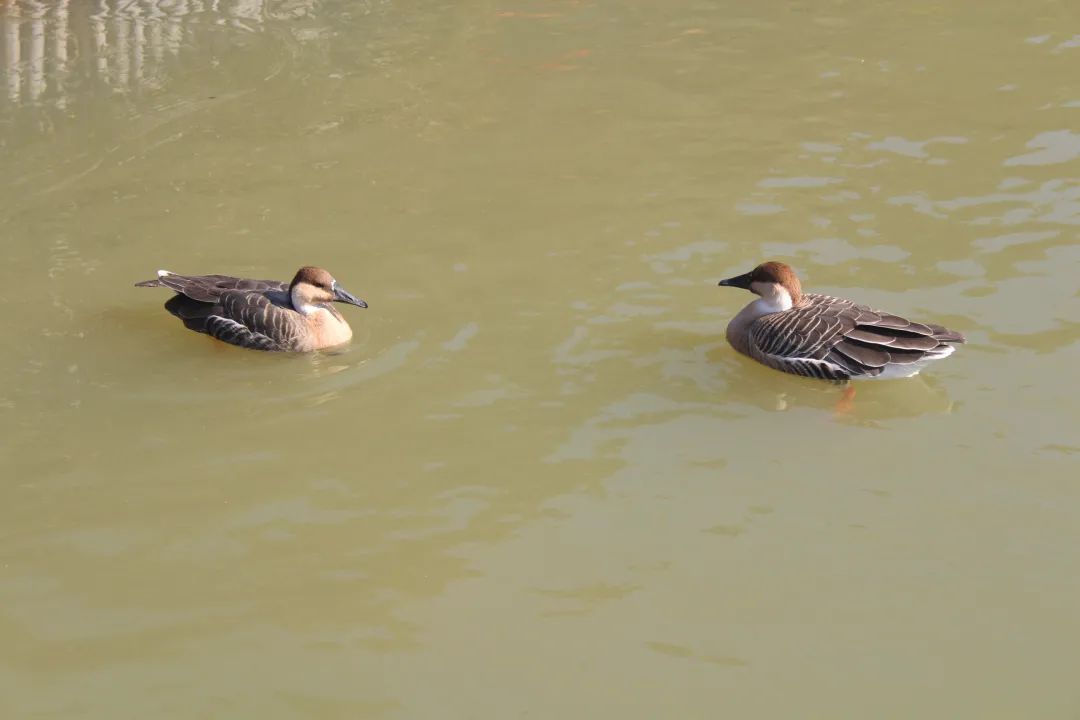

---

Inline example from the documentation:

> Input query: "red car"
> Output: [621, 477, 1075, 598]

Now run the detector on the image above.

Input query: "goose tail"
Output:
[135, 270, 174, 288]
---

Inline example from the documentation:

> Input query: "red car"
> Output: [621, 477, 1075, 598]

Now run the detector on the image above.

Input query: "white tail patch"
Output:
[872, 346, 956, 380]
[929, 344, 957, 359]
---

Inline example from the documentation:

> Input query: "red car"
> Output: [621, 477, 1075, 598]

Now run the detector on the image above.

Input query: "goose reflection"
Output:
[639, 328, 959, 424]
[716, 355, 960, 424]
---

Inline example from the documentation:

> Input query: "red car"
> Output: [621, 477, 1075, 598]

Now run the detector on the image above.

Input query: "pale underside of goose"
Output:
[136, 266, 367, 352]
[720, 262, 965, 381]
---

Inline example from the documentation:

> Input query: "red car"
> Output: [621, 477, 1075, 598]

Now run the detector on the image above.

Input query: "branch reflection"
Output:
[1, 0, 320, 109]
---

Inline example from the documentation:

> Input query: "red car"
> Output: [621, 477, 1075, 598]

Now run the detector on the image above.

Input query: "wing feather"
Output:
[844, 327, 941, 351]
[747, 293, 965, 379]
[147, 273, 288, 303]
[205, 290, 305, 351]
[832, 339, 891, 368]
[750, 294, 858, 359]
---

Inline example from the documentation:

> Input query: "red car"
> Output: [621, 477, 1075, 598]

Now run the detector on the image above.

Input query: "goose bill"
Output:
[333, 284, 368, 308]
[719, 272, 753, 289]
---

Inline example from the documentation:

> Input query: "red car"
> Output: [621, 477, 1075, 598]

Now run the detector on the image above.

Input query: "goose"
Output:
[136, 266, 367, 352]
[718, 261, 964, 380]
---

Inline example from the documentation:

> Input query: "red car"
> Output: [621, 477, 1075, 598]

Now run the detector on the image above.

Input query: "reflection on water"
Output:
[0, 0, 319, 107]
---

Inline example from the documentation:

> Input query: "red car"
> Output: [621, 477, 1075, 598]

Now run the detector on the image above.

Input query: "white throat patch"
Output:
[290, 285, 318, 315]
[750, 281, 793, 312]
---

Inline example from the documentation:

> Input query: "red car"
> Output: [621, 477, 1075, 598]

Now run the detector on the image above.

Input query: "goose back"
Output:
[748, 293, 965, 380]
[137, 270, 353, 352]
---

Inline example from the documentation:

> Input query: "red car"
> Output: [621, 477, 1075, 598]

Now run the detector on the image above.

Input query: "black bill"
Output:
[333, 283, 368, 308]
[718, 271, 753, 289]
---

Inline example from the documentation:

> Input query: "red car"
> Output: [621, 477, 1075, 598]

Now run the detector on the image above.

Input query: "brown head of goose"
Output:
[718, 261, 965, 380]
[136, 266, 368, 352]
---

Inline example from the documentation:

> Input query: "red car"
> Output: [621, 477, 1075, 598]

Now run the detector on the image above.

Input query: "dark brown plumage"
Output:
[719, 261, 965, 380]
[136, 267, 367, 352]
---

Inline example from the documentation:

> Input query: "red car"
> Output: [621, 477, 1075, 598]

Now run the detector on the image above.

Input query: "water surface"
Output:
[2, 1, 1079, 717]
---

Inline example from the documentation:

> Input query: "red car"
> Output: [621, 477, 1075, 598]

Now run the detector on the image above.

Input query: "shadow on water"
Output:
[713, 351, 960, 425]
[597, 318, 962, 427]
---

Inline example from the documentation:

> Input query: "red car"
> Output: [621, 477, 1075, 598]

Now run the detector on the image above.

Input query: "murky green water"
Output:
[2, 1, 1079, 717]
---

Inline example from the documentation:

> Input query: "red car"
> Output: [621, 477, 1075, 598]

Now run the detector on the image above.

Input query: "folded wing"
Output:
[750, 293, 965, 379]
[135, 272, 287, 302]
[204, 290, 306, 352]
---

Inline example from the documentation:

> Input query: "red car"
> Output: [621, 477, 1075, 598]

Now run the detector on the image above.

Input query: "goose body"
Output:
[136, 266, 367, 352]
[718, 262, 964, 381]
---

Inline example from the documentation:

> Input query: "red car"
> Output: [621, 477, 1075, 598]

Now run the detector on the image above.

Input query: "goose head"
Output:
[719, 260, 803, 310]
[289, 266, 368, 315]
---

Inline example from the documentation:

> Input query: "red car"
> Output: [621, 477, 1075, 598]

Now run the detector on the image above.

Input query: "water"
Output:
[2, 1, 1079, 717]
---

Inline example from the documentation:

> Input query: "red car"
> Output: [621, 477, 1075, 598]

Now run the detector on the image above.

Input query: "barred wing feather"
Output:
[205, 290, 305, 352]
[749, 293, 963, 379]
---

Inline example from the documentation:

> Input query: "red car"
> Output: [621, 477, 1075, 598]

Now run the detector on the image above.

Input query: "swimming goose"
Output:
[718, 261, 964, 380]
[136, 266, 368, 352]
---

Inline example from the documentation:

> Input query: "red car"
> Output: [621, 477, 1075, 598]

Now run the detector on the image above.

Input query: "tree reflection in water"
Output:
[1, 0, 319, 107]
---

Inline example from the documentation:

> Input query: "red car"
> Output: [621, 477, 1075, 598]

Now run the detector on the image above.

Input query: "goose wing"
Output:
[136, 272, 288, 303]
[750, 293, 965, 378]
[204, 290, 306, 352]
[748, 294, 863, 379]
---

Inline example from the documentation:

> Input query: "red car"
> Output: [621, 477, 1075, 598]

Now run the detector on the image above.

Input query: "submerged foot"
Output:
[835, 385, 857, 415]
